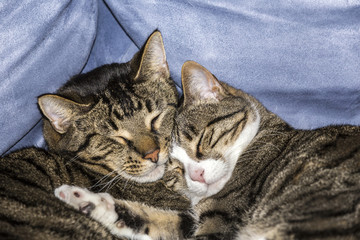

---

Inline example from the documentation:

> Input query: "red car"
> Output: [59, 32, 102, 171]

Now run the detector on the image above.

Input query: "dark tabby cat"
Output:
[56, 61, 360, 240]
[0, 31, 189, 240]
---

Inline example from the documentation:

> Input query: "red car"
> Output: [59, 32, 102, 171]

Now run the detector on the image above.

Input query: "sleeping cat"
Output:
[0, 31, 189, 239]
[56, 61, 360, 239]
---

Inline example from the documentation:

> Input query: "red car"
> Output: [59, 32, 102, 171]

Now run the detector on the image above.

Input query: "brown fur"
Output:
[0, 32, 190, 239]
[85, 61, 359, 240]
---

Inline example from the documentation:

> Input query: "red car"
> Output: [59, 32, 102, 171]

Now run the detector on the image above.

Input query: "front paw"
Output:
[163, 159, 187, 194]
[54, 185, 118, 225]
[55, 185, 153, 240]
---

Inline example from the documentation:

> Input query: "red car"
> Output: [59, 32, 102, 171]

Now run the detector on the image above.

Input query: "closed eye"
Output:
[116, 136, 133, 147]
[150, 113, 161, 133]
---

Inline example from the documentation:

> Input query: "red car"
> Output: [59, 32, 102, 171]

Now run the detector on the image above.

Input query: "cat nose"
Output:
[189, 168, 205, 183]
[143, 149, 160, 163]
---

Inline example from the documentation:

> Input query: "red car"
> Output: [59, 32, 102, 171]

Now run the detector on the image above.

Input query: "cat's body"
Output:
[0, 32, 189, 239]
[57, 61, 360, 239]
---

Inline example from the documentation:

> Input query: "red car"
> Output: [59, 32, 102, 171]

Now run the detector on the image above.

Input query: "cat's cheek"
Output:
[132, 164, 166, 183]
[157, 151, 169, 166]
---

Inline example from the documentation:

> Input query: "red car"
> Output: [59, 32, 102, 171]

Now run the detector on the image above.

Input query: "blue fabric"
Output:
[0, 0, 98, 154]
[106, 0, 360, 129]
[1, 0, 360, 155]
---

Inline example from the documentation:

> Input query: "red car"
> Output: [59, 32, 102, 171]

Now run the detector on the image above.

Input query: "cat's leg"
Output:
[55, 185, 191, 240]
[55, 185, 151, 240]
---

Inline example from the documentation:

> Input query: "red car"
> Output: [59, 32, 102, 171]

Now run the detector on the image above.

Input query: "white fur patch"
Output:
[54, 185, 152, 240]
[171, 108, 260, 205]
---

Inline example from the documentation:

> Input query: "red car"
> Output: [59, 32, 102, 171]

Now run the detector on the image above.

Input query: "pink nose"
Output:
[189, 167, 206, 183]
[144, 149, 160, 163]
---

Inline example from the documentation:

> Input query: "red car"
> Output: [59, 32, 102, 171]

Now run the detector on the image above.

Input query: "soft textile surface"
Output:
[0, 0, 98, 154]
[107, 0, 360, 128]
[1, 0, 359, 155]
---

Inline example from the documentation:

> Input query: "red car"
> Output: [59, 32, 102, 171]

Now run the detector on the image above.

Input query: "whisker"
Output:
[90, 170, 118, 190]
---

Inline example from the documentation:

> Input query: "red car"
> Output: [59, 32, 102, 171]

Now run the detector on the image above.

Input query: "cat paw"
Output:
[55, 185, 152, 240]
[163, 159, 187, 193]
[54, 185, 118, 225]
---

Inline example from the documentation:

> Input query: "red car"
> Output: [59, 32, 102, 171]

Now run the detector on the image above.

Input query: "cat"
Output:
[0, 31, 189, 240]
[56, 60, 360, 240]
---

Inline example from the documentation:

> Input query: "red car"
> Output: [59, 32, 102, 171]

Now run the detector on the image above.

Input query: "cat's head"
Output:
[38, 31, 178, 183]
[170, 61, 260, 204]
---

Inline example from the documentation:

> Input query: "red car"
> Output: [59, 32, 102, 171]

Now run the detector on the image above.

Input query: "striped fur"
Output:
[0, 32, 189, 239]
[52, 61, 359, 240]
[172, 61, 360, 239]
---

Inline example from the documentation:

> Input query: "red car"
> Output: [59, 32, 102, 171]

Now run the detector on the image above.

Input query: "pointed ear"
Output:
[181, 61, 227, 106]
[38, 95, 91, 134]
[131, 31, 170, 81]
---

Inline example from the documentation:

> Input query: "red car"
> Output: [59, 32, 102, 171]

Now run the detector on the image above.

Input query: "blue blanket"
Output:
[1, 0, 359, 155]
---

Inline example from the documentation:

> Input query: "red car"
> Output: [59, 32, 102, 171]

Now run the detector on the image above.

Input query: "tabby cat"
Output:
[56, 61, 360, 240]
[0, 31, 189, 240]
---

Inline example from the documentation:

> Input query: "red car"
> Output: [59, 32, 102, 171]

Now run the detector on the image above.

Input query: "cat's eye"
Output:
[150, 114, 161, 133]
[116, 136, 132, 146]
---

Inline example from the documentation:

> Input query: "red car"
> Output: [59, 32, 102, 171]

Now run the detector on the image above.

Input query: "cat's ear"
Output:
[131, 31, 170, 81]
[38, 95, 91, 134]
[181, 61, 227, 106]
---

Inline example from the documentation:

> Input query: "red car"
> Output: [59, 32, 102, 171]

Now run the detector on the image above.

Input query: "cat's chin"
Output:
[185, 175, 230, 205]
[134, 164, 166, 183]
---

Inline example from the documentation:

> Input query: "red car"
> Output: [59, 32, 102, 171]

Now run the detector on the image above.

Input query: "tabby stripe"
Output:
[208, 128, 215, 144]
[0, 213, 103, 238]
[0, 214, 30, 227]
[1, 157, 53, 188]
[196, 130, 205, 158]
[292, 222, 360, 238]
[91, 150, 114, 161]
[266, 158, 307, 202]
[102, 94, 111, 105]
[0, 192, 48, 208]
[21, 157, 51, 179]
[264, 184, 334, 218]
[329, 147, 360, 169]
[113, 109, 123, 121]
[183, 131, 193, 141]
[256, 132, 315, 203]
[74, 133, 97, 153]
[0, 173, 49, 194]
[188, 125, 197, 135]
[64, 163, 76, 183]
[176, 125, 181, 143]
[79, 158, 114, 170]
[53, 156, 65, 178]
[98, 142, 112, 152]
[114, 203, 146, 231]
[207, 108, 245, 127]
[231, 112, 247, 139]
[304, 190, 360, 213]
[199, 210, 235, 224]
[107, 119, 119, 131]
[61, 150, 115, 173]
[179, 212, 196, 238]
[145, 99, 153, 112]
[167, 103, 177, 107]
[210, 117, 246, 148]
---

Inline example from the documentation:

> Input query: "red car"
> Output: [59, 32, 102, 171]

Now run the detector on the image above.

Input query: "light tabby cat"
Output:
[0, 32, 189, 239]
[56, 60, 360, 239]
